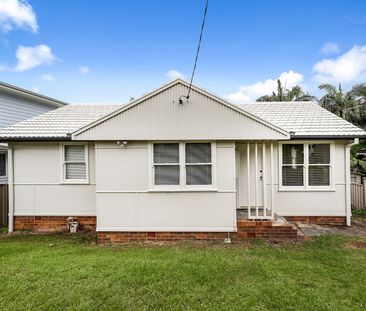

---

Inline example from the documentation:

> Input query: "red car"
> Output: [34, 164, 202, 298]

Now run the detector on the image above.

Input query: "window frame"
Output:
[0, 150, 7, 178]
[60, 142, 89, 184]
[278, 141, 334, 191]
[148, 141, 217, 191]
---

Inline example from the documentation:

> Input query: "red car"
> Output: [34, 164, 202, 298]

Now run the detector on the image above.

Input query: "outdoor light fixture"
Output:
[116, 140, 128, 147]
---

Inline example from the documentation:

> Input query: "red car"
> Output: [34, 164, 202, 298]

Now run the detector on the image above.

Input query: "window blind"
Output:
[64, 145, 86, 180]
[185, 143, 212, 185]
[282, 144, 304, 186]
[154, 165, 180, 185]
[154, 143, 179, 163]
[153, 144, 180, 185]
[308, 144, 330, 186]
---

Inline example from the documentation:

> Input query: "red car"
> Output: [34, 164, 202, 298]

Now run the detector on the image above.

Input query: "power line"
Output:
[179, 0, 209, 104]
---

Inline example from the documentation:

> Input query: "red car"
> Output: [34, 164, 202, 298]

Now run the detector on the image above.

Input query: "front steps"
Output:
[236, 216, 299, 239]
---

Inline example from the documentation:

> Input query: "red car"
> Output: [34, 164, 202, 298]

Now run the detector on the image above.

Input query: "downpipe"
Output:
[345, 138, 359, 226]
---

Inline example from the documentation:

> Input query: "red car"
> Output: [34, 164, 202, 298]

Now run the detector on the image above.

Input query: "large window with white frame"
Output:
[151, 142, 214, 189]
[280, 142, 332, 189]
[61, 144, 89, 183]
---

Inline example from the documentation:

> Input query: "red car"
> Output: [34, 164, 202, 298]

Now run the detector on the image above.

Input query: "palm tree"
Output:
[317, 83, 366, 120]
[256, 79, 312, 102]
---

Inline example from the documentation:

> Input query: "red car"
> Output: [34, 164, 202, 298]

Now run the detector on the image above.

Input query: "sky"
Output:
[0, 0, 366, 104]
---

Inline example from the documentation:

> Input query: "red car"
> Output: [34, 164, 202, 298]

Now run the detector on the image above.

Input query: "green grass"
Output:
[353, 209, 366, 218]
[0, 234, 366, 310]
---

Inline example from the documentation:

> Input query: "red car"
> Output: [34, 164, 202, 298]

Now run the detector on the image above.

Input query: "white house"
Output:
[0, 81, 67, 184]
[0, 80, 365, 242]
[0, 81, 67, 227]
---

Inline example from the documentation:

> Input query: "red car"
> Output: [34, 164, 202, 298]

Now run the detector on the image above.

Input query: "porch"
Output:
[235, 141, 277, 220]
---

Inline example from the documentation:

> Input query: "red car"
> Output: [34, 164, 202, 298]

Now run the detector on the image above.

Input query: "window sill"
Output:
[278, 188, 336, 192]
[148, 188, 218, 193]
[60, 180, 90, 185]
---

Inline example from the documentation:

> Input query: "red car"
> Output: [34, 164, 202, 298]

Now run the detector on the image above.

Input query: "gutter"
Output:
[345, 138, 359, 226]
[0, 137, 71, 142]
[291, 135, 366, 139]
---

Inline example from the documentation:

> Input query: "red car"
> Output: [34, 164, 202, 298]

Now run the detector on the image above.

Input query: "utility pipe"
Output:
[345, 138, 359, 226]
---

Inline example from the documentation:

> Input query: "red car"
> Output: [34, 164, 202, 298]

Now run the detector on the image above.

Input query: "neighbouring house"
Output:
[0, 81, 67, 184]
[0, 81, 67, 226]
[0, 79, 365, 242]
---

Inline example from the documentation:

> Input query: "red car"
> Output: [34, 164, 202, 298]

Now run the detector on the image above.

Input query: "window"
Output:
[152, 142, 214, 189]
[280, 142, 332, 189]
[282, 144, 304, 186]
[308, 144, 330, 186]
[62, 144, 88, 183]
[186, 143, 212, 185]
[0, 152, 6, 177]
[153, 143, 180, 185]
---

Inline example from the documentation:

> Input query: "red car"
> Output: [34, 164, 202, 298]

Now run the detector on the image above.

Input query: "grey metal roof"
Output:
[0, 81, 68, 108]
[239, 101, 366, 138]
[0, 104, 122, 139]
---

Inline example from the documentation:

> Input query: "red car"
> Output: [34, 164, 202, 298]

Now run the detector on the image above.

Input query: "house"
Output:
[0, 79, 365, 242]
[0, 81, 67, 184]
[0, 82, 67, 227]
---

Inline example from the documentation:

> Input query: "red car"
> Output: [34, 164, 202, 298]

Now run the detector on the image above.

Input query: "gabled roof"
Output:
[72, 79, 289, 140]
[0, 80, 365, 141]
[239, 102, 366, 138]
[0, 81, 68, 108]
[0, 104, 122, 139]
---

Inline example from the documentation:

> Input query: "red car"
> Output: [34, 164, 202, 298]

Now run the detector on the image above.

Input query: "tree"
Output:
[256, 79, 312, 102]
[317, 83, 366, 121]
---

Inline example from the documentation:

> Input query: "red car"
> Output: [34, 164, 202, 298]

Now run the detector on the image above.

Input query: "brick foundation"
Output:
[14, 216, 299, 241]
[236, 220, 298, 239]
[14, 216, 96, 232]
[98, 221, 299, 243]
[285, 216, 346, 226]
[97, 231, 229, 243]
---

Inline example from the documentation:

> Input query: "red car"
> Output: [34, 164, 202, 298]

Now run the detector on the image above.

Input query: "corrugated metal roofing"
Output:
[239, 101, 366, 138]
[0, 104, 122, 139]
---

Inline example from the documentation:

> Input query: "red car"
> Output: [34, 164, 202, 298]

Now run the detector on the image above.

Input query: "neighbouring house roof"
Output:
[0, 104, 122, 139]
[239, 101, 366, 138]
[0, 80, 365, 141]
[0, 81, 68, 108]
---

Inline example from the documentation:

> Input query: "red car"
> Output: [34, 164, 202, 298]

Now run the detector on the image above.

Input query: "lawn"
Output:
[0, 234, 365, 310]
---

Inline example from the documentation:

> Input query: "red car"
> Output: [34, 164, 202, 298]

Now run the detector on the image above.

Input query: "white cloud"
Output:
[320, 42, 340, 55]
[166, 69, 186, 80]
[226, 71, 304, 104]
[313, 45, 366, 83]
[41, 73, 54, 82]
[79, 66, 90, 74]
[0, 0, 38, 33]
[31, 86, 40, 93]
[14, 44, 56, 71]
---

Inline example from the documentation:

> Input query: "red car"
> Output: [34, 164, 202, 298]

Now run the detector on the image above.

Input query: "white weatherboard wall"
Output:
[96, 141, 237, 232]
[12, 142, 96, 216]
[237, 141, 347, 216]
[75, 82, 288, 141]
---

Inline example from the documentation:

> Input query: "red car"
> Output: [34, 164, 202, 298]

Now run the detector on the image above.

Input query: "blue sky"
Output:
[0, 0, 366, 103]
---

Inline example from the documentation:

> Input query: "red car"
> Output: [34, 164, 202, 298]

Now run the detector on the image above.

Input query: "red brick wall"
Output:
[285, 216, 346, 226]
[14, 216, 96, 232]
[98, 221, 299, 243]
[236, 220, 298, 239]
[98, 232, 229, 243]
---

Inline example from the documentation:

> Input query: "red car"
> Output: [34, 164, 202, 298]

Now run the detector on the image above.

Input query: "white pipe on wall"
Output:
[345, 138, 358, 226]
[8, 146, 14, 233]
